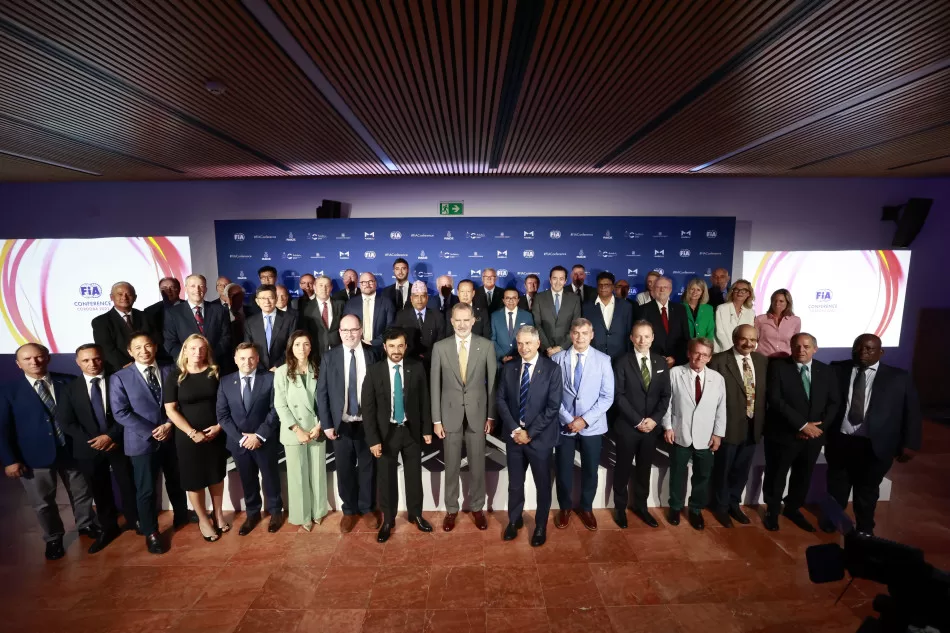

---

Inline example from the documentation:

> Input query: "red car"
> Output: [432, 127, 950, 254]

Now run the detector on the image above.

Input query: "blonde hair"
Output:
[176, 334, 219, 383]
[726, 279, 755, 309]
[768, 288, 795, 317]
[681, 278, 710, 305]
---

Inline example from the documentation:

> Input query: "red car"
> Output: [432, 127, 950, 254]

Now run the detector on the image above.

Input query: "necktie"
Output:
[695, 374, 703, 404]
[392, 364, 405, 425]
[35, 380, 65, 446]
[396, 286, 405, 311]
[363, 298, 373, 344]
[800, 365, 811, 399]
[89, 377, 108, 433]
[640, 356, 651, 389]
[321, 301, 329, 328]
[145, 366, 162, 403]
[458, 339, 469, 385]
[347, 349, 359, 416]
[742, 357, 755, 418]
[265, 314, 273, 351]
[507, 312, 514, 340]
[519, 363, 531, 424]
[554, 293, 560, 317]
[574, 353, 584, 391]
[661, 306, 669, 334]
[417, 311, 424, 329]
[194, 306, 204, 333]
[487, 289, 493, 305]
[242, 376, 253, 412]
[123, 313, 133, 329]
[848, 367, 867, 426]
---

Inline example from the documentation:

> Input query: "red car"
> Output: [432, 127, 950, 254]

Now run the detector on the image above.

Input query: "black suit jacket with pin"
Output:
[362, 358, 432, 447]
[57, 374, 123, 460]
[765, 357, 840, 445]
[394, 307, 447, 369]
[612, 351, 671, 435]
[91, 308, 154, 374]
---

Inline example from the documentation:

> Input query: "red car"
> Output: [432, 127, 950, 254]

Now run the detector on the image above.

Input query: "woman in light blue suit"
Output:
[273, 330, 328, 530]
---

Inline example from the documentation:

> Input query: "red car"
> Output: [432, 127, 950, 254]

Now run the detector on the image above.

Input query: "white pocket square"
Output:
[656, 370, 665, 374]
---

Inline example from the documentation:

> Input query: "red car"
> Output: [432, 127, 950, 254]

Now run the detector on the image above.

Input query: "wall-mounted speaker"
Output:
[891, 198, 932, 247]
[317, 199, 343, 219]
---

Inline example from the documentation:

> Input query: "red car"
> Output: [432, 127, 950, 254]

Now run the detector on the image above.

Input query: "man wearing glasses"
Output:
[343, 272, 395, 350]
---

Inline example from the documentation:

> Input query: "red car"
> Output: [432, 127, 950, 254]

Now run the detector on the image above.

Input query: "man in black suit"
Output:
[316, 314, 381, 533]
[821, 334, 921, 535]
[708, 324, 768, 527]
[707, 268, 730, 309]
[380, 258, 412, 313]
[163, 274, 231, 363]
[450, 279, 492, 339]
[612, 320, 671, 528]
[584, 271, 635, 362]
[225, 283, 251, 356]
[332, 268, 360, 303]
[91, 282, 153, 374]
[474, 268, 505, 314]
[429, 274, 459, 317]
[363, 327, 434, 542]
[639, 276, 689, 367]
[294, 273, 316, 312]
[763, 332, 840, 532]
[301, 275, 344, 357]
[518, 274, 540, 312]
[244, 284, 295, 371]
[394, 281, 446, 372]
[495, 325, 562, 547]
[343, 273, 396, 350]
[57, 344, 137, 552]
[570, 264, 597, 304]
[144, 276, 181, 363]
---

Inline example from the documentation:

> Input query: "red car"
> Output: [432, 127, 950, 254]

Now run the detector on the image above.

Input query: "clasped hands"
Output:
[566, 416, 587, 434]
[293, 425, 322, 444]
[663, 429, 722, 452]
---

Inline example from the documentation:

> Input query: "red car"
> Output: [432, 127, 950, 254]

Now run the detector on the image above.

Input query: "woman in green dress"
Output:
[681, 277, 715, 339]
[273, 330, 328, 530]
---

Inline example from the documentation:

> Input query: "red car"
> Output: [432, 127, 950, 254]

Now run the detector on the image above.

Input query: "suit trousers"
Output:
[668, 443, 715, 512]
[506, 439, 552, 525]
[333, 421, 376, 515]
[19, 460, 97, 542]
[75, 450, 138, 532]
[762, 436, 823, 514]
[129, 441, 189, 536]
[377, 424, 424, 521]
[443, 416, 487, 513]
[711, 421, 758, 512]
[825, 433, 892, 532]
[232, 442, 283, 516]
[612, 423, 660, 511]
[555, 433, 603, 511]
[284, 439, 329, 526]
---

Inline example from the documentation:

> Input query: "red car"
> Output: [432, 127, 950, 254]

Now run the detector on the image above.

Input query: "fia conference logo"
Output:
[80, 283, 102, 298]
[809, 289, 837, 312]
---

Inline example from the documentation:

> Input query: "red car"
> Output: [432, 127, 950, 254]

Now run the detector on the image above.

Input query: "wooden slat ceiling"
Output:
[0, 0, 948, 181]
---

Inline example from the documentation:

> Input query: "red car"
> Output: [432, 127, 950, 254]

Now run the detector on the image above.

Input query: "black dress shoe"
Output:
[503, 518, 523, 541]
[729, 506, 751, 525]
[530, 526, 546, 547]
[818, 517, 837, 534]
[667, 508, 681, 526]
[763, 511, 779, 531]
[409, 516, 433, 532]
[88, 528, 120, 554]
[145, 533, 164, 555]
[239, 513, 261, 536]
[688, 511, 705, 531]
[45, 539, 65, 561]
[613, 509, 628, 529]
[267, 513, 282, 533]
[634, 508, 659, 528]
[173, 512, 197, 530]
[377, 522, 393, 543]
[78, 525, 102, 540]
[782, 509, 816, 532]
[712, 510, 733, 528]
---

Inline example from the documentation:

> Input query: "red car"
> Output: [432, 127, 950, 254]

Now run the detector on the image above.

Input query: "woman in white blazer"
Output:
[714, 279, 756, 353]
[273, 330, 328, 530]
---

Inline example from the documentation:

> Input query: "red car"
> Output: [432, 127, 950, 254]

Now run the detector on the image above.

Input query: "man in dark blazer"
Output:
[57, 343, 138, 552]
[429, 274, 460, 317]
[569, 265, 597, 304]
[393, 281, 447, 372]
[707, 268, 730, 309]
[243, 284, 295, 371]
[518, 274, 540, 312]
[163, 274, 231, 363]
[294, 273, 316, 312]
[584, 271, 635, 363]
[362, 327, 434, 542]
[300, 275, 344, 358]
[532, 266, 581, 357]
[343, 272, 396, 349]
[379, 258, 412, 313]
[495, 325, 561, 547]
[91, 281, 153, 374]
[762, 332, 840, 532]
[639, 276, 689, 367]
[612, 320, 671, 528]
[474, 268, 505, 314]
[448, 279, 492, 339]
[708, 324, 768, 527]
[316, 314, 381, 533]
[491, 288, 534, 367]
[216, 343, 283, 535]
[144, 276, 181, 363]
[822, 334, 922, 536]
[332, 268, 360, 303]
[0, 343, 98, 561]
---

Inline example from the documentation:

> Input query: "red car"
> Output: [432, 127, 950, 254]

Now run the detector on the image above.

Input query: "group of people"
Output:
[0, 257, 921, 561]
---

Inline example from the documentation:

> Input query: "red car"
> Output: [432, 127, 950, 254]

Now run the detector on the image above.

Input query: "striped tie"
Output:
[519, 363, 531, 425]
[194, 306, 205, 333]
[34, 380, 65, 446]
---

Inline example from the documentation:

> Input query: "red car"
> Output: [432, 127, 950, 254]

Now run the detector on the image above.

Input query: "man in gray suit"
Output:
[430, 303, 497, 532]
[532, 265, 581, 358]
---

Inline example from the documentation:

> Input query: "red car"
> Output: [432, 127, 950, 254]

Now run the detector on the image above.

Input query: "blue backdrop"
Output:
[215, 217, 735, 298]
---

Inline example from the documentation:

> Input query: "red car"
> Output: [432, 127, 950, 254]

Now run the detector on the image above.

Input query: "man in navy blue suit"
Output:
[491, 288, 534, 367]
[216, 342, 283, 535]
[0, 343, 98, 561]
[343, 272, 395, 350]
[428, 274, 459, 318]
[495, 325, 562, 547]
[163, 273, 232, 364]
[583, 272, 635, 362]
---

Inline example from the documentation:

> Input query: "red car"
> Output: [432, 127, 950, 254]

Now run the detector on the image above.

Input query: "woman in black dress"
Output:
[164, 334, 229, 542]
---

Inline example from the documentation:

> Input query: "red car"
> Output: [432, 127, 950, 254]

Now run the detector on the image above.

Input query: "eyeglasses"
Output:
[734, 288, 751, 294]
[340, 328, 362, 334]
[359, 280, 376, 285]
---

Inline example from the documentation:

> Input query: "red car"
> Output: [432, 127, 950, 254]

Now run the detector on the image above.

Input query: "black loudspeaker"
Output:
[317, 199, 342, 219]
[891, 198, 932, 247]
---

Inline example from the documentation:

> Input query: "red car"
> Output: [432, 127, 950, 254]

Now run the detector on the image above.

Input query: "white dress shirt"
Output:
[841, 362, 878, 437]
[515, 354, 540, 432]
[733, 349, 756, 384]
[504, 309, 519, 333]
[135, 362, 162, 388]
[594, 295, 615, 329]
[113, 307, 133, 321]
[342, 344, 367, 422]
[635, 290, 652, 306]
[26, 375, 57, 404]
[456, 334, 471, 354]
[387, 358, 406, 424]
[316, 298, 334, 326]
[689, 366, 707, 392]
[362, 295, 375, 343]
[634, 350, 652, 380]
[84, 373, 108, 411]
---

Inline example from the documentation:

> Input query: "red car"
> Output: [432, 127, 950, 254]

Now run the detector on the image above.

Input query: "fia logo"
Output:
[497, 269, 509, 278]
[364, 251, 376, 259]
[524, 230, 534, 239]
[523, 249, 535, 258]
[604, 230, 613, 240]
[627, 269, 638, 276]
[364, 232, 375, 239]
[654, 249, 665, 257]
[261, 251, 272, 261]
[390, 231, 402, 240]
[471, 269, 481, 277]
[80, 283, 102, 298]
[681, 230, 691, 238]
[549, 230, 561, 239]
[339, 251, 350, 259]
[816, 289, 833, 302]
[679, 249, 690, 257]
[706, 230, 718, 238]
[655, 267, 665, 275]
[286, 232, 296, 241]
[234, 233, 245, 241]
[497, 250, 507, 258]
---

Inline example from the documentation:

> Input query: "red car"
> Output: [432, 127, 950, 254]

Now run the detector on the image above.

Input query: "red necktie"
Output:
[321, 301, 329, 328]
[695, 374, 703, 403]
[661, 306, 669, 334]
[194, 306, 205, 333]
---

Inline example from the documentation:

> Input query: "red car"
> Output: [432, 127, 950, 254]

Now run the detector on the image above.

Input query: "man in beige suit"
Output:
[431, 303, 497, 532]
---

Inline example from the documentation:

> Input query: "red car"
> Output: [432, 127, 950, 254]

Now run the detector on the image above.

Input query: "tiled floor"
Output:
[3, 421, 949, 633]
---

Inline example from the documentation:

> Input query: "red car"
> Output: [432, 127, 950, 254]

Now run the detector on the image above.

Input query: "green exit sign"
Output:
[439, 201, 464, 216]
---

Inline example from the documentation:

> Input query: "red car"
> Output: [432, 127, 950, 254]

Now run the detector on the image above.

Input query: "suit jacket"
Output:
[57, 374, 124, 460]
[332, 287, 360, 303]
[273, 363, 319, 445]
[662, 365, 728, 449]
[244, 310, 296, 370]
[708, 350, 768, 445]
[640, 301, 690, 365]
[430, 334, 497, 432]
[144, 300, 176, 362]
[495, 355, 562, 451]
[765, 357, 840, 445]
[518, 293, 537, 313]
[163, 300, 232, 364]
[109, 363, 174, 457]
[490, 308, 534, 363]
[315, 343, 379, 432]
[0, 373, 75, 468]
[215, 369, 278, 454]
[91, 308, 152, 374]
[428, 293, 459, 319]
[362, 358, 432, 447]
[293, 293, 314, 312]
[445, 301, 492, 339]
[380, 283, 413, 312]
[568, 284, 597, 305]
[300, 297, 344, 357]
[531, 290, 581, 351]
[685, 303, 716, 339]
[343, 293, 396, 348]
[829, 361, 922, 461]
[613, 351, 672, 432]
[584, 298, 634, 361]
[474, 286, 505, 314]
[707, 286, 728, 309]
[394, 306, 447, 369]
[552, 347, 614, 437]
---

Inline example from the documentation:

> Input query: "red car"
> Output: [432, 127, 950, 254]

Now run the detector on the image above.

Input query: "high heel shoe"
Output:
[199, 524, 220, 542]
[301, 521, 313, 532]
[212, 517, 231, 534]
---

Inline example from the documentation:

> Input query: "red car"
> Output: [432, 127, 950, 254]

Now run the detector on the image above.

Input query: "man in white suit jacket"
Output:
[662, 336, 727, 531]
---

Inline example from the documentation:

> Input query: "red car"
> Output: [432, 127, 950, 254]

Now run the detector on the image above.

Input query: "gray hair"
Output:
[792, 332, 818, 348]
[571, 317, 593, 331]
[223, 282, 244, 295]
[185, 273, 207, 285]
[316, 275, 333, 285]
[110, 281, 135, 295]
[515, 325, 540, 341]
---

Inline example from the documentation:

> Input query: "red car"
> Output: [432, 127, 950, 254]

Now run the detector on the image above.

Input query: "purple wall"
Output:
[0, 176, 946, 377]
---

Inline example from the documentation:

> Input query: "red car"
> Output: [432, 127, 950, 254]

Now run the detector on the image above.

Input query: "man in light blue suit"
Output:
[490, 288, 534, 367]
[552, 318, 614, 531]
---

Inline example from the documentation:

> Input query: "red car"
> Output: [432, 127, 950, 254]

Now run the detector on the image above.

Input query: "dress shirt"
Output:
[733, 349, 756, 384]
[753, 313, 801, 358]
[514, 354, 540, 434]
[414, 307, 427, 321]
[341, 345, 367, 422]
[569, 347, 586, 385]
[594, 295, 615, 329]
[238, 372, 266, 443]
[689, 367, 706, 392]
[525, 294, 535, 310]
[841, 362, 878, 437]
[362, 295, 375, 343]
[113, 307, 133, 321]
[84, 374, 108, 412]
[396, 284, 408, 306]
[485, 287, 496, 304]
[386, 358, 405, 424]
[134, 362, 162, 388]
[635, 291, 652, 306]
[552, 291, 562, 309]
[455, 334, 471, 354]
[505, 309, 519, 332]
[26, 375, 57, 405]
[634, 350, 652, 380]
[795, 360, 813, 431]
[317, 298, 334, 325]
[187, 300, 202, 312]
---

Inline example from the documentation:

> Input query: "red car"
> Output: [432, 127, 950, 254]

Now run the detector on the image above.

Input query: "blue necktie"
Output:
[265, 314, 273, 351]
[89, 377, 108, 433]
[554, 293, 560, 317]
[519, 363, 531, 425]
[145, 366, 162, 404]
[392, 364, 405, 425]
[243, 376, 253, 412]
[35, 380, 65, 446]
[574, 353, 584, 391]
[346, 349, 359, 416]
[508, 312, 514, 340]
